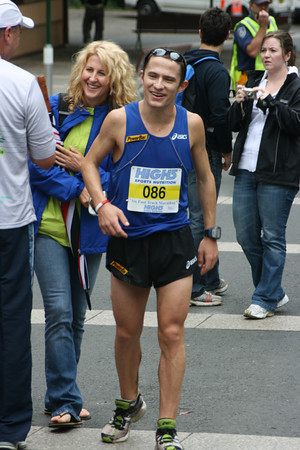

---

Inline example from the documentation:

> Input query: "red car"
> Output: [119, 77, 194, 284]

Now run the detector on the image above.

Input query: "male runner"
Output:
[82, 48, 219, 449]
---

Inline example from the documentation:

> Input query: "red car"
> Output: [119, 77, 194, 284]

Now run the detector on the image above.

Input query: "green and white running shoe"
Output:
[101, 393, 147, 443]
[155, 419, 183, 450]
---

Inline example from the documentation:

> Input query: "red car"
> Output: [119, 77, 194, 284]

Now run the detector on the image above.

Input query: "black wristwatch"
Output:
[204, 226, 221, 240]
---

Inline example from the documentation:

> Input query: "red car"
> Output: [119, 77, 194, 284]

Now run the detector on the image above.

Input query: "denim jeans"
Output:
[35, 234, 101, 419]
[233, 170, 298, 312]
[188, 151, 222, 298]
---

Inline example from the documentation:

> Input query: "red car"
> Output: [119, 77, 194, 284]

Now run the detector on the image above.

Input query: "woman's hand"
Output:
[257, 87, 270, 101]
[56, 144, 84, 172]
[235, 85, 248, 103]
[236, 85, 262, 103]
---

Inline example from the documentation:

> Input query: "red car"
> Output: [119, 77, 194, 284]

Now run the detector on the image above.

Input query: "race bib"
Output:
[127, 166, 182, 213]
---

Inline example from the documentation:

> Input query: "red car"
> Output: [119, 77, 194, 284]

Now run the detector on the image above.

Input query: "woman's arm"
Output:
[227, 85, 254, 132]
[257, 91, 300, 135]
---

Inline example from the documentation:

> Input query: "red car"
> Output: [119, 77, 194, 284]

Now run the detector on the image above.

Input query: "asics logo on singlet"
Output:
[171, 133, 187, 140]
[186, 256, 197, 270]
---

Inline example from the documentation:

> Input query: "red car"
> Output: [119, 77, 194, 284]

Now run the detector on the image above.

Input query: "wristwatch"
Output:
[204, 226, 221, 240]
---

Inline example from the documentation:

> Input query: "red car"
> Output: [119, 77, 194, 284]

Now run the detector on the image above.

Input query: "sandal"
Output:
[0, 443, 17, 450]
[44, 408, 91, 420]
[0, 443, 26, 450]
[48, 411, 82, 428]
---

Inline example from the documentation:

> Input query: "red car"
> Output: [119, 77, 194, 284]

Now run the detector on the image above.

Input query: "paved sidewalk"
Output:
[25, 426, 300, 450]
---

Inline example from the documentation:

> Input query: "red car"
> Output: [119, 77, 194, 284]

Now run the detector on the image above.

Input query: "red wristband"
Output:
[95, 199, 110, 213]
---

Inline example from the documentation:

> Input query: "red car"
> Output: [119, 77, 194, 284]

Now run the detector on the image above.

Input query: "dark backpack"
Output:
[175, 56, 220, 113]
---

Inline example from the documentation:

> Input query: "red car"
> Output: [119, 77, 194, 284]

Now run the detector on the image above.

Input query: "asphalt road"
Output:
[13, 8, 300, 450]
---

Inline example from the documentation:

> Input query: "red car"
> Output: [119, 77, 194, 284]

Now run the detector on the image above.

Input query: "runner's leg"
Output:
[111, 274, 150, 400]
[156, 275, 192, 419]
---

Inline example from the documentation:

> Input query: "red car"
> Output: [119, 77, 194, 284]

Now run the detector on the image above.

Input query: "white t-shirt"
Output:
[0, 57, 56, 229]
[238, 76, 269, 172]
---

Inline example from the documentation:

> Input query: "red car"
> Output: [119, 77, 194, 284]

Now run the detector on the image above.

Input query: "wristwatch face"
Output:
[205, 226, 221, 239]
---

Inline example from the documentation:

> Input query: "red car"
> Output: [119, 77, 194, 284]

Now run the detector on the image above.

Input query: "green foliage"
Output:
[68, 0, 82, 8]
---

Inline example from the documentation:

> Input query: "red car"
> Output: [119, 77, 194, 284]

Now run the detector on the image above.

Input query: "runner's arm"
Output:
[82, 109, 130, 237]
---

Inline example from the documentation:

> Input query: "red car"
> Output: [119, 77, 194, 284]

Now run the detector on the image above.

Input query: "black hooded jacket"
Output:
[184, 48, 232, 155]
[228, 71, 300, 188]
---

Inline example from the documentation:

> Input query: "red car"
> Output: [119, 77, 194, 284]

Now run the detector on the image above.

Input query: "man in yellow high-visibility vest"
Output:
[230, 0, 277, 90]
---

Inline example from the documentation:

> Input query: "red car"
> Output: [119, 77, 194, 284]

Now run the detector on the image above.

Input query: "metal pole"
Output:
[43, 0, 53, 95]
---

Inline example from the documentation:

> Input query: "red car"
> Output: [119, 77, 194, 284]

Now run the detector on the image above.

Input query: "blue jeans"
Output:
[233, 170, 298, 312]
[188, 151, 222, 298]
[35, 234, 101, 419]
[0, 224, 33, 442]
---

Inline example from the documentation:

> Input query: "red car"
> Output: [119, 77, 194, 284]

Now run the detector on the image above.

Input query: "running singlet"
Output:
[108, 101, 194, 239]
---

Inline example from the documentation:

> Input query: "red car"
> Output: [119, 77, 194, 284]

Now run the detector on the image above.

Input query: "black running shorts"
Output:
[106, 225, 197, 288]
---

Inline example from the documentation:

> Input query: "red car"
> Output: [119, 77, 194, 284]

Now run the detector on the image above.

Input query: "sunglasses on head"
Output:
[145, 48, 187, 70]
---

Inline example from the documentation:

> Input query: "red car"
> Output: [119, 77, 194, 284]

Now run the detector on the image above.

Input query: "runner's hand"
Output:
[198, 237, 218, 275]
[97, 203, 130, 238]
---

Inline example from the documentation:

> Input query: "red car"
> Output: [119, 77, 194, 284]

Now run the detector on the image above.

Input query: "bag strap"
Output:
[58, 93, 70, 129]
[192, 56, 220, 67]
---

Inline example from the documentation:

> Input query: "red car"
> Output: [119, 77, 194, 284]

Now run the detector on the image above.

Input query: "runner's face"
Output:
[261, 37, 290, 72]
[81, 55, 110, 107]
[141, 56, 185, 108]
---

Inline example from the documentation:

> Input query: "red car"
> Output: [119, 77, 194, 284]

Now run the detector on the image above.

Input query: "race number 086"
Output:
[143, 186, 166, 199]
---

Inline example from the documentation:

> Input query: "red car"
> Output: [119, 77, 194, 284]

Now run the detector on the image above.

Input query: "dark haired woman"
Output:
[228, 31, 300, 319]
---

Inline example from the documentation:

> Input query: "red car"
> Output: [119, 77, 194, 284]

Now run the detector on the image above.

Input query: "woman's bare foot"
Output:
[79, 408, 91, 420]
[45, 407, 91, 420]
[51, 412, 72, 424]
[49, 411, 82, 427]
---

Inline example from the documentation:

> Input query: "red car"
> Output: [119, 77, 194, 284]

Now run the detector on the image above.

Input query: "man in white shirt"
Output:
[0, 2, 56, 448]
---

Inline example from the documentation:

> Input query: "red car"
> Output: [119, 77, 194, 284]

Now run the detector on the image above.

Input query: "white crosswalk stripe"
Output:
[31, 309, 300, 331]
[219, 241, 300, 253]
[218, 195, 300, 205]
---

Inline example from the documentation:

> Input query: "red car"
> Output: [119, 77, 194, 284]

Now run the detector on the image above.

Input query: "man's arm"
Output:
[188, 112, 218, 274]
[205, 68, 232, 167]
[246, 12, 269, 58]
[82, 108, 129, 237]
[30, 154, 55, 170]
